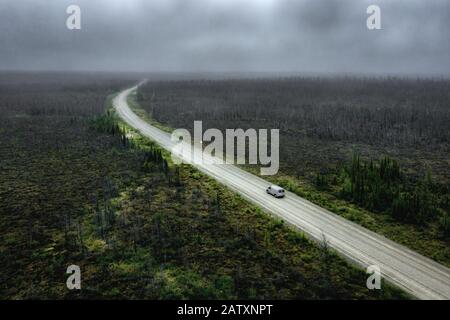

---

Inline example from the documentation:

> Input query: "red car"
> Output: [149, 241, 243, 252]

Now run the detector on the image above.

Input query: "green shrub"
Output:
[340, 153, 439, 225]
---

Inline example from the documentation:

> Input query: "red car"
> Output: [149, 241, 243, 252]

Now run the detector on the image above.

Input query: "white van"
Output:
[266, 185, 285, 198]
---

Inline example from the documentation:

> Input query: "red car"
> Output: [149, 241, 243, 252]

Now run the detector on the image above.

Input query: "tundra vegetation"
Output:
[0, 72, 406, 299]
[137, 77, 450, 266]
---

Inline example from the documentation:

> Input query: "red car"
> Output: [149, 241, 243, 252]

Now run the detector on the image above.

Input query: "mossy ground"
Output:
[0, 82, 407, 299]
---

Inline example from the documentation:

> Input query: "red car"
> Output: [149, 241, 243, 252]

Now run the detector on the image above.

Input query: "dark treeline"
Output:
[0, 72, 138, 118]
[139, 77, 450, 146]
[91, 111, 171, 176]
[339, 154, 448, 231]
[138, 76, 450, 186]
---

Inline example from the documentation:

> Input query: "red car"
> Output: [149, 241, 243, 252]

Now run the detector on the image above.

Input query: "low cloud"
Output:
[0, 0, 449, 75]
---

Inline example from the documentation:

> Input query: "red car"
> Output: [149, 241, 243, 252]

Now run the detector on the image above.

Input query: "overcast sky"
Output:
[0, 0, 449, 75]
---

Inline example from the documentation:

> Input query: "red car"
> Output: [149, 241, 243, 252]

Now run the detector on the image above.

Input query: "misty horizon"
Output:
[1, 0, 449, 76]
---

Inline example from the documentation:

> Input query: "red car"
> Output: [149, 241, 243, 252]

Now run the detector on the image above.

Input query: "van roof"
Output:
[270, 185, 284, 191]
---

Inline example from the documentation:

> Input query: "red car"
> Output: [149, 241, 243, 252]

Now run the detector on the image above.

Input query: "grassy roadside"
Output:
[127, 92, 172, 133]
[129, 89, 450, 268]
[244, 168, 450, 267]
